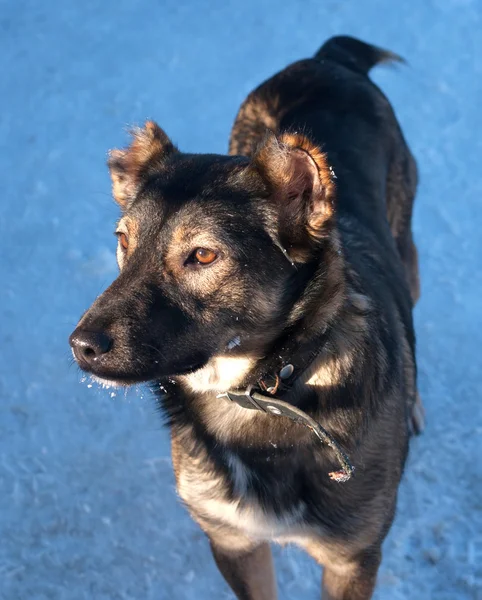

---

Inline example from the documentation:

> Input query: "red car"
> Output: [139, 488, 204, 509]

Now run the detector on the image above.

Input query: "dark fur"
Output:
[70, 36, 422, 599]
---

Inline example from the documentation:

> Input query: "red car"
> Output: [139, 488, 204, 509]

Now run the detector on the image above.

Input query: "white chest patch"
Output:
[199, 495, 305, 542]
[177, 451, 306, 542]
[180, 355, 254, 394]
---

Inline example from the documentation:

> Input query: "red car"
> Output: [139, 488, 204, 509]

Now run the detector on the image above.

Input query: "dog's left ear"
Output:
[108, 121, 177, 209]
[252, 131, 336, 260]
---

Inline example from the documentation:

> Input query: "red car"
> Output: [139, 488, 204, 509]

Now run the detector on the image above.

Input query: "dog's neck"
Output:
[172, 287, 370, 454]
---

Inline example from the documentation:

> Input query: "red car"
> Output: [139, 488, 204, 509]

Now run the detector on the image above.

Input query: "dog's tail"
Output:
[314, 36, 404, 74]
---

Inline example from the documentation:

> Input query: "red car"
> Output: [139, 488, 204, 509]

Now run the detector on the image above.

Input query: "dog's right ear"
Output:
[107, 121, 177, 209]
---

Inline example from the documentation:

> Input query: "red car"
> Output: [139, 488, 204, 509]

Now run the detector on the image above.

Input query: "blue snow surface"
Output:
[1, 0, 481, 598]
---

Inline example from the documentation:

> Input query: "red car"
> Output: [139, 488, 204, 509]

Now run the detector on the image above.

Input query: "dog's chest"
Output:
[177, 450, 307, 542]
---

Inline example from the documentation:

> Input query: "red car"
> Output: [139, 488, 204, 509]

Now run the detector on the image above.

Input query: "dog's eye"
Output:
[187, 248, 218, 266]
[116, 232, 129, 251]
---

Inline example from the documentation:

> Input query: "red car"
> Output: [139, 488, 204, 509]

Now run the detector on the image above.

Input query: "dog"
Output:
[70, 36, 424, 600]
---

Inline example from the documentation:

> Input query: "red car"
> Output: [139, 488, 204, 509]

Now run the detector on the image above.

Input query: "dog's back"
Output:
[230, 35, 420, 304]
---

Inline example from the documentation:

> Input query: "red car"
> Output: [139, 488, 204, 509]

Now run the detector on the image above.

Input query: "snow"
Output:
[1, 1, 481, 599]
[227, 336, 241, 350]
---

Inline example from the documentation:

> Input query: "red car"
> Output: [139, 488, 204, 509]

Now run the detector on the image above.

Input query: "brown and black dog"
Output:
[70, 36, 424, 600]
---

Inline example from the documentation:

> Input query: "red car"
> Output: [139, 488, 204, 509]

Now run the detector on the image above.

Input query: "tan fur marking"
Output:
[108, 121, 177, 208]
[302, 290, 370, 389]
[304, 352, 354, 389]
[229, 93, 281, 156]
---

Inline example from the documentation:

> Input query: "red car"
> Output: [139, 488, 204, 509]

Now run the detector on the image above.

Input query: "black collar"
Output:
[218, 328, 355, 483]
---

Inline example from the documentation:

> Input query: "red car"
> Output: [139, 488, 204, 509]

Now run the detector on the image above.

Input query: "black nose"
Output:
[69, 329, 113, 365]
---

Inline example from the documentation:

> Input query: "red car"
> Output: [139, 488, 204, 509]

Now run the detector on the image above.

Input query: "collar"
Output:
[237, 326, 329, 397]
[218, 329, 355, 483]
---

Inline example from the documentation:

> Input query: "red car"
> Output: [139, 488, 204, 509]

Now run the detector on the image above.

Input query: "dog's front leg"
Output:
[303, 541, 381, 600]
[209, 538, 277, 600]
[321, 552, 381, 600]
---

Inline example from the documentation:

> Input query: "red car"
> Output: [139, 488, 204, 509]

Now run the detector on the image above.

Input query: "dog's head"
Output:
[69, 122, 337, 386]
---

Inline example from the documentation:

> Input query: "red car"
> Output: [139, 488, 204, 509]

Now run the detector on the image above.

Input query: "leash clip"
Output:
[216, 386, 264, 411]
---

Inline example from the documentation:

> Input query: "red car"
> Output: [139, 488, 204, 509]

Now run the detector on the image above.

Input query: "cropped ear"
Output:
[107, 121, 177, 209]
[252, 131, 336, 260]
